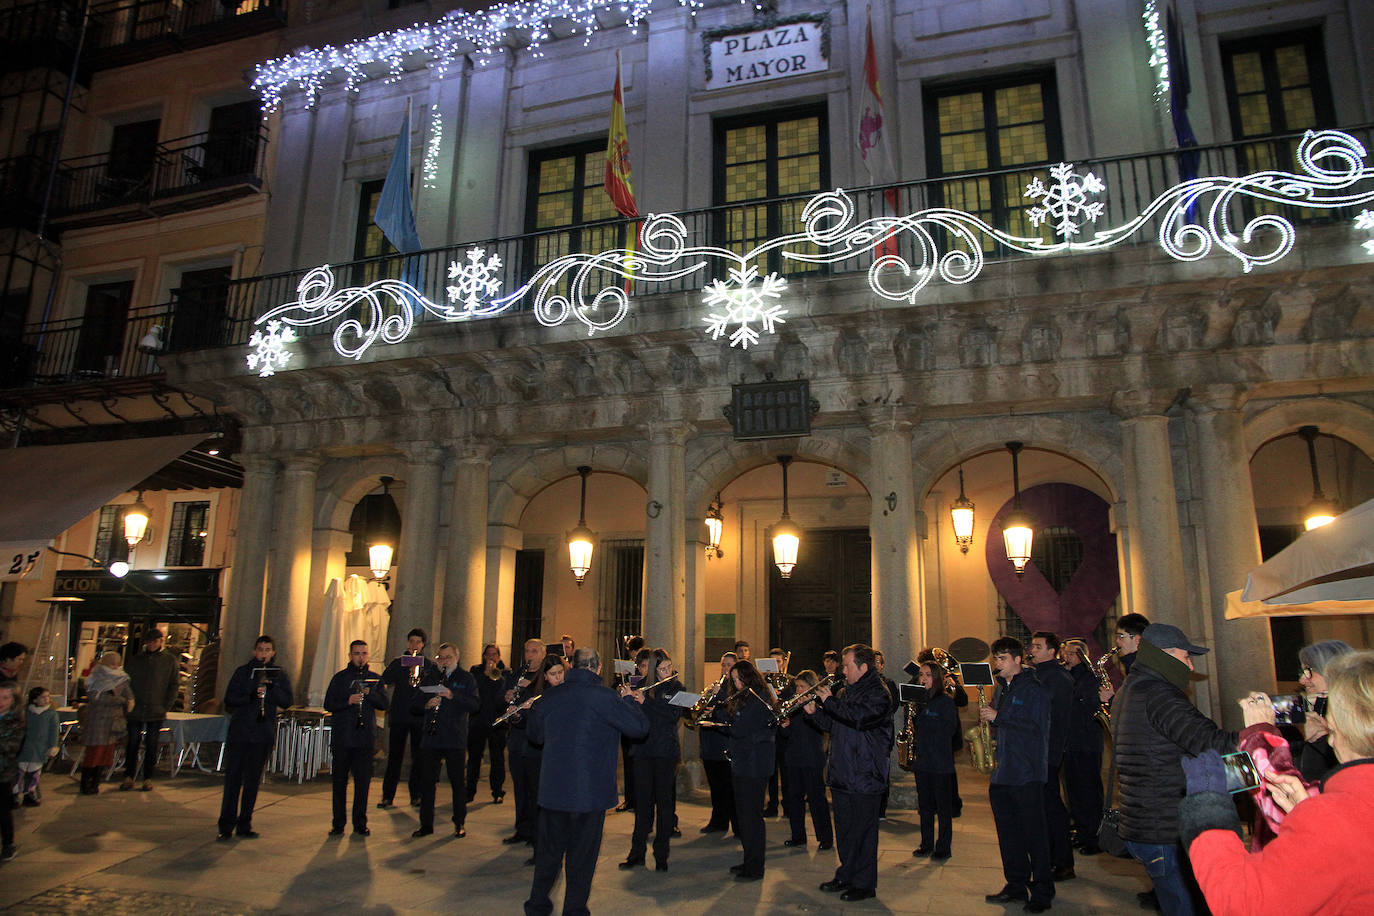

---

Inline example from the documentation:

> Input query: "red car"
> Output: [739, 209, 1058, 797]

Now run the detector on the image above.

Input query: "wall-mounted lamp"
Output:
[367, 476, 402, 580]
[772, 456, 801, 578]
[950, 466, 975, 555]
[1298, 426, 1340, 530]
[1000, 442, 1035, 578]
[123, 492, 152, 548]
[705, 493, 724, 559]
[568, 466, 595, 587]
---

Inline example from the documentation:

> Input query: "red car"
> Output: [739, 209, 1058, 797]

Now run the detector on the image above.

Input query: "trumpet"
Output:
[770, 674, 842, 726]
[685, 673, 729, 729]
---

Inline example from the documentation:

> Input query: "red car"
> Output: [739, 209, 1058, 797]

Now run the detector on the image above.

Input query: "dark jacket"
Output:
[1035, 661, 1074, 766]
[126, 648, 180, 721]
[412, 666, 479, 751]
[381, 653, 438, 726]
[722, 692, 776, 780]
[504, 666, 540, 755]
[1113, 640, 1238, 844]
[782, 711, 826, 768]
[913, 688, 959, 774]
[990, 668, 1050, 786]
[468, 662, 510, 726]
[631, 677, 688, 759]
[0, 709, 23, 784]
[224, 658, 293, 745]
[880, 673, 901, 751]
[526, 667, 648, 812]
[812, 668, 894, 794]
[697, 687, 732, 761]
[1066, 662, 1105, 756]
[323, 663, 389, 749]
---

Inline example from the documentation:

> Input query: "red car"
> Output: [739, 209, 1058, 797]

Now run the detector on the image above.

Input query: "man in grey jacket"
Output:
[121, 628, 180, 791]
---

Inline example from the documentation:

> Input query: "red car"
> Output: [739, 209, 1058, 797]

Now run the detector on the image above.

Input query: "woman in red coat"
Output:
[1179, 650, 1374, 916]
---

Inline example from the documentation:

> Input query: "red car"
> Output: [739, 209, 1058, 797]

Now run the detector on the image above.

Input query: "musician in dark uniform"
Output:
[780, 669, 833, 849]
[765, 647, 792, 818]
[524, 648, 647, 916]
[509, 654, 565, 865]
[698, 652, 737, 836]
[917, 647, 969, 817]
[702, 659, 775, 881]
[466, 643, 509, 804]
[218, 635, 292, 840]
[411, 643, 479, 838]
[1028, 631, 1077, 881]
[620, 648, 688, 871]
[873, 650, 901, 820]
[910, 660, 959, 860]
[808, 643, 893, 903]
[323, 640, 388, 836]
[1060, 638, 1105, 854]
[503, 638, 546, 846]
[615, 635, 646, 813]
[379, 627, 437, 808]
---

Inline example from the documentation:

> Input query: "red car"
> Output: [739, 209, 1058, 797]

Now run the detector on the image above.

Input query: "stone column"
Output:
[1189, 386, 1277, 727]
[265, 453, 321, 690]
[486, 524, 523, 652]
[443, 441, 491, 654]
[1111, 390, 1189, 629]
[644, 423, 691, 662]
[863, 406, 924, 668]
[391, 446, 445, 657]
[218, 453, 279, 697]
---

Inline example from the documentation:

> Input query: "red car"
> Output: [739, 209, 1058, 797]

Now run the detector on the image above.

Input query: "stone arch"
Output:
[489, 443, 650, 530]
[684, 429, 874, 517]
[1244, 397, 1374, 459]
[912, 413, 1124, 505]
[317, 454, 409, 532]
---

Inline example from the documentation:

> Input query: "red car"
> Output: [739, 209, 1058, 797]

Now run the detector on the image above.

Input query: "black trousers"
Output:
[418, 747, 466, 831]
[619, 735, 635, 808]
[832, 789, 882, 891]
[218, 741, 270, 834]
[783, 764, 832, 844]
[331, 744, 374, 831]
[1044, 762, 1075, 869]
[989, 782, 1054, 905]
[1062, 747, 1104, 840]
[524, 808, 605, 916]
[914, 768, 954, 855]
[381, 721, 423, 803]
[0, 787, 13, 846]
[466, 722, 507, 797]
[512, 750, 542, 841]
[732, 772, 767, 877]
[702, 758, 737, 832]
[766, 742, 786, 813]
[124, 719, 163, 781]
[628, 755, 677, 863]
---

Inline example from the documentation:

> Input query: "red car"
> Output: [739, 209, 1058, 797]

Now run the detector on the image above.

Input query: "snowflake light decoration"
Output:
[246, 320, 297, 377]
[447, 247, 503, 313]
[702, 264, 788, 349]
[1026, 163, 1107, 238]
[1357, 210, 1374, 256]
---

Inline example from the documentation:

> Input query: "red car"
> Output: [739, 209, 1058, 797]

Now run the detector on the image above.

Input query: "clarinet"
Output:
[255, 668, 272, 722]
[424, 670, 446, 735]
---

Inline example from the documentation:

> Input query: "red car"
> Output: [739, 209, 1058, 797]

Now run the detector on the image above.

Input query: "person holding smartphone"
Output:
[1295, 640, 1355, 781]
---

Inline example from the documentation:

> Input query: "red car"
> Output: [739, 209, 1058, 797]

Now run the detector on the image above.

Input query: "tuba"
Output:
[965, 685, 996, 775]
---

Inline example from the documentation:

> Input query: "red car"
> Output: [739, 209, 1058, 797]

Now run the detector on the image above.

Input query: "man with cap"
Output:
[1111, 623, 1237, 916]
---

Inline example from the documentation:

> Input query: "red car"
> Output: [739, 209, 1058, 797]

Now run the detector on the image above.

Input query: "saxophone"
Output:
[685, 673, 728, 729]
[896, 699, 915, 772]
[1091, 647, 1119, 729]
[965, 685, 996, 775]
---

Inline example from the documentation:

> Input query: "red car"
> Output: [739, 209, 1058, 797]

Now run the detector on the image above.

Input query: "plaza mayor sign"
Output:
[704, 19, 828, 90]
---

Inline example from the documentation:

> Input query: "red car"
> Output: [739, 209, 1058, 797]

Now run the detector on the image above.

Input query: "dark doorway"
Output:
[75, 280, 133, 375]
[1260, 524, 1305, 682]
[169, 265, 230, 351]
[769, 527, 871, 674]
[107, 119, 160, 185]
[204, 101, 260, 180]
[511, 549, 545, 663]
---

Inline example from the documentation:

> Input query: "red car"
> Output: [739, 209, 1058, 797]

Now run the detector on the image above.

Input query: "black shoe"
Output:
[763, 805, 778, 818]
[329, 826, 345, 836]
[735, 871, 763, 881]
[817, 840, 833, 851]
[912, 846, 932, 857]
[1077, 843, 1102, 856]
[614, 801, 632, 812]
[409, 797, 421, 807]
[376, 799, 393, 809]
[840, 887, 875, 902]
[784, 838, 807, 848]
[465, 791, 476, 803]
[502, 834, 529, 845]
[819, 879, 850, 893]
[21, 794, 40, 807]
[493, 793, 505, 804]
[453, 827, 466, 838]
[619, 857, 645, 870]
[1052, 865, 1076, 881]
[931, 850, 952, 861]
[655, 861, 668, 872]
[986, 889, 1028, 905]
[354, 827, 371, 837]
[216, 832, 233, 841]
[1026, 903, 1052, 913]
[236, 830, 259, 839]
[729, 864, 747, 875]
[412, 828, 433, 837]
[671, 826, 681, 837]
[700, 824, 726, 833]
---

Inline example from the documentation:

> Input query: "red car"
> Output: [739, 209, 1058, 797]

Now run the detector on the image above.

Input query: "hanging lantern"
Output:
[772, 456, 801, 578]
[1000, 442, 1035, 578]
[367, 476, 402, 580]
[1299, 426, 1340, 531]
[705, 493, 724, 559]
[123, 492, 151, 547]
[950, 466, 975, 555]
[568, 466, 595, 587]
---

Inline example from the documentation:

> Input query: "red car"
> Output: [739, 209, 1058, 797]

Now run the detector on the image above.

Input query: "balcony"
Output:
[0, 0, 86, 76]
[49, 127, 267, 230]
[85, 0, 288, 69]
[0, 154, 52, 231]
[2, 301, 173, 394]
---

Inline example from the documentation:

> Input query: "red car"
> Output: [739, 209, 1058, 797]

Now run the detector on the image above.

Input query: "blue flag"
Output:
[375, 105, 422, 254]
[1166, 6, 1200, 182]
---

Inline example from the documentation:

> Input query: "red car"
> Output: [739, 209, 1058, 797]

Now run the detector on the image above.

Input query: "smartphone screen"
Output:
[1221, 750, 1260, 794]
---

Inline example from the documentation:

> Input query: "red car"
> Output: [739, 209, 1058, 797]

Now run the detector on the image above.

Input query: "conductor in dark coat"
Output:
[524, 648, 648, 916]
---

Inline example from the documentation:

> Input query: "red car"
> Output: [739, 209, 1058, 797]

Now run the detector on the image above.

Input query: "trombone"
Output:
[769, 674, 842, 727]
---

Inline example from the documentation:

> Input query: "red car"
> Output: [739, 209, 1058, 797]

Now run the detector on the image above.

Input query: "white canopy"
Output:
[306, 576, 392, 706]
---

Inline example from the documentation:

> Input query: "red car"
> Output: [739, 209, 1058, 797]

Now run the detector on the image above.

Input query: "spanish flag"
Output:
[605, 51, 639, 293]
[858, 8, 899, 260]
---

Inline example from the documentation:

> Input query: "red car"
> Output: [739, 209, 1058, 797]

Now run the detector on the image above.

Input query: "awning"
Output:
[1225, 496, 1374, 619]
[0, 433, 209, 544]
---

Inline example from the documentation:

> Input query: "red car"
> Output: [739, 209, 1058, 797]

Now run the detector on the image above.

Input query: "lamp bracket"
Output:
[646, 500, 663, 519]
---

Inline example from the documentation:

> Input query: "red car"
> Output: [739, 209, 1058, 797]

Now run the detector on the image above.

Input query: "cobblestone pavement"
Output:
[9, 886, 266, 915]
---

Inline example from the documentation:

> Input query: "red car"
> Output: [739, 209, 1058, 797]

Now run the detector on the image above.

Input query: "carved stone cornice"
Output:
[858, 402, 920, 435]
[1109, 388, 1187, 420]
[1184, 383, 1252, 415]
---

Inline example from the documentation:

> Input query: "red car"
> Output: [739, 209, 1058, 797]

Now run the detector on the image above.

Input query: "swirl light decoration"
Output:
[246, 129, 1374, 372]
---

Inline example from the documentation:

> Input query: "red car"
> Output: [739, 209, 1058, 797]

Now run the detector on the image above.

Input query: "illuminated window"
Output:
[165, 501, 211, 567]
[524, 141, 628, 287]
[93, 505, 130, 567]
[1222, 30, 1334, 171]
[925, 75, 1062, 247]
[352, 179, 398, 286]
[714, 106, 828, 273]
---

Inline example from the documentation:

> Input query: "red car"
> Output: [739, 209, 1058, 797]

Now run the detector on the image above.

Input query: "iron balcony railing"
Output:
[0, 0, 84, 74]
[51, 126, 267, 218]
[5, 301, 174, 389]
[85, 0, 287, 59]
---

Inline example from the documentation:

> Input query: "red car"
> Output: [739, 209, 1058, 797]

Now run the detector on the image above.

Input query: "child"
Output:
[17, 687, 58, 806]
[0, 680, 25, 861]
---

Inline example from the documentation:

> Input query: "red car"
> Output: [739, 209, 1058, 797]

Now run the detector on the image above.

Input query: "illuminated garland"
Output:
[1143, 0, 1170, 105]
[246, 129, 1374, 373]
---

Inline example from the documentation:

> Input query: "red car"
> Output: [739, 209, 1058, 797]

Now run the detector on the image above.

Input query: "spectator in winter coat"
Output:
[78, 652, 134, 795]
[122, 628, 180, 791]
[0, 681, 25, 861]
[1293, 639, 1355, 782]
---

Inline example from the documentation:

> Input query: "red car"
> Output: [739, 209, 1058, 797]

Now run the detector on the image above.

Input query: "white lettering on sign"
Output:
[706, 22, 827, 90]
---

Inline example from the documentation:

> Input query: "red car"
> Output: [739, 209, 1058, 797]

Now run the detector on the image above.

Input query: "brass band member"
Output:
[1060, 639, 1105, 854]
[466, 644, 509, 804]
[821, 650, 841, 679]
[733, 640, 752, 663]
[412, 643, 479, 838]
[379, 628, 436, 808]
[874, 650, 901, 820]
[324, 639, 388, 836]
[702, 659, 775, 881]
[766, 647, 792, 818]
[517, 654, 567, 865]
[218, 635, 291, 840]
[698, 652, 738, 836]
[917, 646, 969, 817]
[503, 638, 546, 846]
[910, 661, 958, 861]
[615, 635, 646, 813]
[780, 669, 833, 850]
[1028, 631, 1077, 881]
[620, 648, 688, 871]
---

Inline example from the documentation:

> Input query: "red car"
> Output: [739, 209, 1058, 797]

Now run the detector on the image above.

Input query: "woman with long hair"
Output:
[620, 647, 687, 871]
[78, 652, 134, 795]
[510, 652, 567, 865]
[910, 661, 959, 860]
[707, 659, 776, 880]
